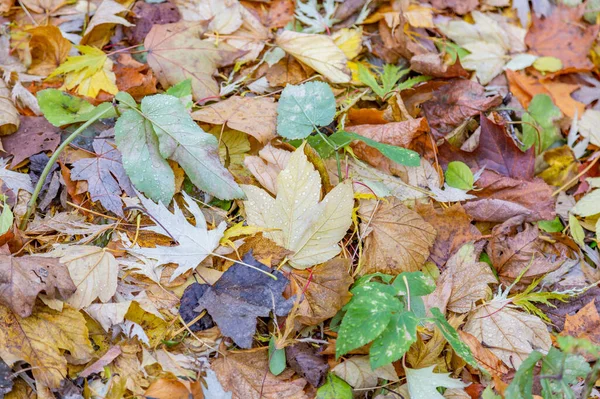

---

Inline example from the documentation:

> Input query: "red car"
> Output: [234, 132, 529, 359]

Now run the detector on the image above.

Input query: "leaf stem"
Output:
[19, 107, 112, 230]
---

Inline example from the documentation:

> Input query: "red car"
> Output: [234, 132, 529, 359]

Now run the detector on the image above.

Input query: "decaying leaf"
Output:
[243, 144, 353, 269]
[358, 198, 436, 274]
[1, 116, 60, 167]
[332, 355, 398, 389]
[195, 252, 294, 348]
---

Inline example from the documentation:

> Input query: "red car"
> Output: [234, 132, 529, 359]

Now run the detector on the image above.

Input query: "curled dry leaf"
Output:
[562, 299, 600, 346]
[463, 298, 552, 368]
[0, 303, 94, 389]
[244, 143, 291, 195]
[192, 96, 278, 143]
[416, 203, 482, 267]
[289, 257, 353, 325]
[458, 331, 509, 376]
[285, 342, 329, 388]
[358, 198, 436, 274]
[0, 251, 76, 317]
[213, 349, 309, 399]
[26, 25, 72, 76]
[0, 80, 19, 136]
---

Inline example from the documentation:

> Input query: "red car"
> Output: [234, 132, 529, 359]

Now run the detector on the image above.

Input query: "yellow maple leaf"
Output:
[48, 45, 118, 98]
[0, 303, 94, 389]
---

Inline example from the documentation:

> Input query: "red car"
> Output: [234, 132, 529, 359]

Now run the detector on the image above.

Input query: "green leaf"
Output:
[115, 93, 243, 204]
[340, 130, 421, 167]
[369, 311, 418, 368]
[482, 386, 502, 399]
[166, 79, 192, 98]
[504, 351, 544, 399]
[277, 81, 336, 139]
[445, 161, 474, 190]
[0, 205, 12, 236]
[572, 189, 600, 217]
[336, 292, 401, 358]
[538, 217, 563, 233]
[557, 335, 600, 359]
[522, 94, 562, 153]
[406, 365, 467, 399]
[358, 63, 411, 99]
[316, 373, 353, 399]
[392, 272, 436, 297]
[434, 40, 470, 64]
[37, 89, 116, 127]
[540, 347, 590, 399]
[350, 281, 397, 299]
[396, 75, 432, 91]
[306, 130, 353, 158]
[268, 336, 286, 376]
[358, 63, 386, 98]
[569, 213, 585, 247]
[430, 308, 478, 369]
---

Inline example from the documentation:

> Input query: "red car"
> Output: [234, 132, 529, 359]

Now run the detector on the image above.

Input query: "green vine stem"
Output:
[19, 107, 112, 230]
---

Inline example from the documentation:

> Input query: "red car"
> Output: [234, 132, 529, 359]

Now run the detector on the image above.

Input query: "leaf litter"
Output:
[1, 0, 600, 398]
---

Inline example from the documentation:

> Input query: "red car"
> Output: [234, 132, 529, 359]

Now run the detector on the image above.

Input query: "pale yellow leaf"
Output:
[85, 301, 132, 331]
[84, 0, 134, 36]
[276, 30, 351, 84]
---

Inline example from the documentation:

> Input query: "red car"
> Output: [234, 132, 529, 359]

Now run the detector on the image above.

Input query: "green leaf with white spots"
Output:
[540, 347, 590, 398]
[336, 291, 401, 358]
[392, 272, 436, 297]
[369, 311, 418, 369]
[115, 92, 243, 204]
[276, 81, 336, 139]
[430, 307, 478, 369]
[445, 161, 474, 191]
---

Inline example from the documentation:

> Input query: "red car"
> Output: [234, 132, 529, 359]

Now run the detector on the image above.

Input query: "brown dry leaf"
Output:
[347, 108, 389, 125]
[429, 0, 478, 15]
[26, 25, 71, 76]
[244, 144, 291, 195]
[235, 234, 293, 267]
[267, 0, 295, 28]
[213, 349, 309, 399]
[145, 21, 243, 101]
[439, 113, 535, 181]
[192, 96, 277, 143]
[19, 0, 65, 14]
[289, 257, 353, 325]
[347, 118, 429, 174]
[406, 324, 450, 370]
[114, 56, 158, 100]
[144, 378, 197, 399]
[0, 303, 94, 389]
[409, 53, 469, 79]
[79, 345, 122, 378]
[110, 342, 148, 394]
[489, 218, 568, 286]
[0, 251, 76, 317]
[462, 170, 555, 223]
[332, 355, 398, 389]
[358, 198, 436, 274]
[436, 243, 497, 314]
[1, 116, 60, 167]
[458, 331, 509, 376]
[416, 203, 482, 267]
[266, 54, 311, 87]
[526, 5, 599, 72]
[422, 80, 502, 140]
[562, 299, 600, 345]
[0, 80, 19, 136]
[463, 297, 552, 368]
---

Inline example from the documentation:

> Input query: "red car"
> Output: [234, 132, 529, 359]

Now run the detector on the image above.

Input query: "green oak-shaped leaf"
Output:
[277, 81, 336, 139]
[445, 161, 474, 190]
[115, 92, 243, 204]
[369, 311, 418, 369]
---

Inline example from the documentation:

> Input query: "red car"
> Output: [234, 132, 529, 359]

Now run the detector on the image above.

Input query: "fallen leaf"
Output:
[332, 355, 398, 389]
[144, 21, 243, 101]
[347, 118, 429, 174]
[110, 342, 148, 393]
[437, 243, 497, 314]
[266, 54, 311, 87]
[526, 5, 599, 72]
[289, 257, 353, 325]
[244, 143, 292, 195]
[276, 30, 350, 84]
[48, 45, 118, 98]
[489, 219, 567, 286]
[1, 116, 60, 167]
[0, 360, 12, 397]
[422, 81, 502, 139]
[114, 57, 158, 100]
[538, 146, 579, 188]
[0, 80, 19, 136]
[179, 283, 215, 332]
[406, 366, 467, 399]
[70, 133, 134, 217]
[0, 159, 33, 194]
[79, 345, 122, 377]
[0, 251, 75, 317]
[285, 342, 329, 388]
[192, 96, 277, 143]
[463, 297, 552, 368]
[462, 171, 555, 223]
[47, 245, 118, 309]
[358, 198, 436, 274]
[243, 144, 354, 269]
[83, 0, 134, 38]
[195, 252, 294, 348]
[0, 303, 94, 389]
[429, 0, 477, 14]
[224, 5, 271, 62]
[562, 299, 600, 345]
[144, 378, 195, 399]
[213, 349, 309, 399]
[125, 1, 181, 44]
[85, 301, 131, 332]
[439, 113, 535, 181]
[459, 331, 509, 376]
[130, 192, 226, 281]
[26, 25, 71, 76]
[267, 0, 295, 28]
[416, 203, 482, 267]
